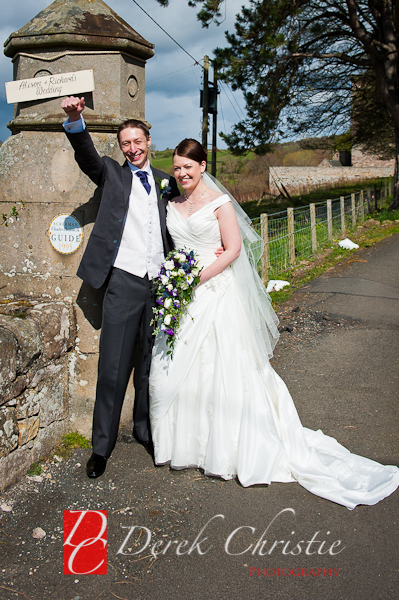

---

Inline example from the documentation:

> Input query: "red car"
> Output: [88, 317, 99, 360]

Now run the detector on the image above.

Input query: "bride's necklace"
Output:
[185, 186, 207, 216]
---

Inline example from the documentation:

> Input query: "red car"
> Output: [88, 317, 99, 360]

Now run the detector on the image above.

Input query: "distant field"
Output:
[151, 152, 174, 175]
[151, 144, 391, 221]
[151, 148, 255, 177]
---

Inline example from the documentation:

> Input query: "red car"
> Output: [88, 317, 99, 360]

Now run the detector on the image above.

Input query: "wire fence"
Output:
[250, 177, 393, 282]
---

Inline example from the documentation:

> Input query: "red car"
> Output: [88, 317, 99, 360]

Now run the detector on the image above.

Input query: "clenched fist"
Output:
[61, 96, 85, 122]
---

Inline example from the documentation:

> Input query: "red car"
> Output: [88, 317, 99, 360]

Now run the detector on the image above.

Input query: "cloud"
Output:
[0, 0, 248, 147]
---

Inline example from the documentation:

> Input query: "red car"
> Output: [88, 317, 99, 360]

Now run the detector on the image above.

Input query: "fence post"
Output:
[366, 188, 371, 214]
[327, 199, 332, 240]
[340, 196, 346, 236]
[260, 213, 270, 283]
[310, 203, 317, 253]
[360, 190, 365, 223]
[351, 193, 356, 227]
[287, 207, 295, 264]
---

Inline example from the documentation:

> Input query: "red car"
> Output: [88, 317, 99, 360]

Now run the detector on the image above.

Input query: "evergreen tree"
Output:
[157, 0, 399, 207]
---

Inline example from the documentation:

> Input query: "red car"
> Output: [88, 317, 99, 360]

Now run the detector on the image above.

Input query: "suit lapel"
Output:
[151, 167, 168, 247]
[121, 161, 133, 211]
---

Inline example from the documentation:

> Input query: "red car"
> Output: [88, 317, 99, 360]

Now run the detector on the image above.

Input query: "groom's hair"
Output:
[117, 119, 150, 142]
[173, 139, 207, 164]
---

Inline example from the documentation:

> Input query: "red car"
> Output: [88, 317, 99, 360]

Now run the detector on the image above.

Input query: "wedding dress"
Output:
[149, 194, 399, 510]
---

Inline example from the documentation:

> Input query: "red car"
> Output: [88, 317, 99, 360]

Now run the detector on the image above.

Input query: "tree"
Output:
[351, 69, 395, 159]
[156, 0, 399, 208]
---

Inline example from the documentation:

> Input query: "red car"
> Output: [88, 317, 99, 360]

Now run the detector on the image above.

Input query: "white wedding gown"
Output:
[149, 195, 399, 509]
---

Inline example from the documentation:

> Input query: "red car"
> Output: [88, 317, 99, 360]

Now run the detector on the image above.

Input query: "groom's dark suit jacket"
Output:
[65, 128, 179, 288]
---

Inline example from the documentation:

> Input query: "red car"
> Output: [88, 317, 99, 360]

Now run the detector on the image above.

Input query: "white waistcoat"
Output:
[114, 169, 164, 280]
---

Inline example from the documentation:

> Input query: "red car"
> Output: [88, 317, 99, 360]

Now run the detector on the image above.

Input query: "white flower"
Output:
[161, 275, 169, 285]
[164, 315, 172, 325]
[192, 268, 199, 276]
[178, 269, 185, 276]
[176, 253, 186, 262]
[167, 284, 173, 291]
[171, 270, 178, 276]
[186, 274, 194, 285]
[161, 178, 169, 188]
[165, 260, 174, 270]
[164, 298, 172, 309]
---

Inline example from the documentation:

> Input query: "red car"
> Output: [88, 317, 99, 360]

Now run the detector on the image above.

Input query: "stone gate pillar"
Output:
[0, 0, 155, 436]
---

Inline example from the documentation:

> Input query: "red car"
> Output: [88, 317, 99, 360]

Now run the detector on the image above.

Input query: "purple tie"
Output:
[136, 171, 151, 194]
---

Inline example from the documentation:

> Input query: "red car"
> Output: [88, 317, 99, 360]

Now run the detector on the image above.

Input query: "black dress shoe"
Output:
[86, 453, 107, 479]
[141, 439, 154, 458]
[133, 434, 154, 458]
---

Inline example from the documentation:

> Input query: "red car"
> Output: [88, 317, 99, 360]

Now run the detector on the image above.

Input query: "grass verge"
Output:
[268, 217, 399, 307]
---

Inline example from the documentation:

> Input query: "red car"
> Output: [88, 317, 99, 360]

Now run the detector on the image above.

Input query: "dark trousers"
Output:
[92, 268, 156, 458]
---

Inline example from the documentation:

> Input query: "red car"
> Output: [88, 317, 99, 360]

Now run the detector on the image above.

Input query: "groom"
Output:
[61, 96, 179, 479]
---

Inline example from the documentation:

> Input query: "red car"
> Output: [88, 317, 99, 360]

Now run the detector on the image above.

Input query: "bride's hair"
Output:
[173, 139, 207, 164]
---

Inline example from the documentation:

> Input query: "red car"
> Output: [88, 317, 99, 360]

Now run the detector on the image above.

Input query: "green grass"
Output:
[373, 207, 399, 223]
[27, 432, 91, 477]
[151, 148, 256, 179]
[54, 431, 91, 459]
[244, 178, 392, 220]
[268, 218, 399, 306]
[27, 461, 43, 476]
[151, 154, 174, 174]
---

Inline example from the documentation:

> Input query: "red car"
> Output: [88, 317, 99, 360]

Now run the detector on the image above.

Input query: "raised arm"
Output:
[200, 201, 241, 284]
[61, 96, 105, 187]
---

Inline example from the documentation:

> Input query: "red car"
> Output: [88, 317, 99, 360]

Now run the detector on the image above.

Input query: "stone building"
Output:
[0, 0, 155, 487]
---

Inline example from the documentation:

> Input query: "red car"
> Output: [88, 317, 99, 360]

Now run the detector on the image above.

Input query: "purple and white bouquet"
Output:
[151, 248, 203, 356]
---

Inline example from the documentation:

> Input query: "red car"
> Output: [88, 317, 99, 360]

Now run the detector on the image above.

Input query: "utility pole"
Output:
[202, 55, 209, 156]
[211, 70, 218, 177]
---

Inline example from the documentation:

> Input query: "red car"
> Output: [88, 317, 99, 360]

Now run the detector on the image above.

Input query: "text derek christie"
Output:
[116, 508, 345, 560]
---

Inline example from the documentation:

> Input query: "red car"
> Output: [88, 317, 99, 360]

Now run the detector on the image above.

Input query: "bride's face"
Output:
[173, 155, 206, 193]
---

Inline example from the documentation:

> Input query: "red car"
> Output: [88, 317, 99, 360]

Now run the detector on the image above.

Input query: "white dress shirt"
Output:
[63, 116, 165, 280]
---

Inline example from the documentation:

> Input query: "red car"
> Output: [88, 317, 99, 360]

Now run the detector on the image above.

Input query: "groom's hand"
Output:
[215, 246, 224, 258]
[61, 96, 85, 122]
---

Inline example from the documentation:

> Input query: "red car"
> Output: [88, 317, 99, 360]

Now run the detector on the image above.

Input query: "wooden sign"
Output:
[5, 69, 95, 104]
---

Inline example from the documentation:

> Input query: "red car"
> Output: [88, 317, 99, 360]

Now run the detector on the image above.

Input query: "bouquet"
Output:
[151, 249, 203, 356]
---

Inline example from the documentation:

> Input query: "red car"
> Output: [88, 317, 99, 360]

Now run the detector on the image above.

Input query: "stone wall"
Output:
[0, 131, 136, 441]
[0, 300, 75, 490]
[269, 167, 394, 196]
[351, 148, 395, 168]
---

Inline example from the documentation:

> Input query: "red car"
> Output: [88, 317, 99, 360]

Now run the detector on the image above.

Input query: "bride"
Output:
[149, 138, 399, 510]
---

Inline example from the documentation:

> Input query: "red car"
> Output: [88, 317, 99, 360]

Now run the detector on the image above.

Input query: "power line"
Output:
[147, 64, 201, 85]
[131, 0, 202, 67]
[219, 81, 242, 121]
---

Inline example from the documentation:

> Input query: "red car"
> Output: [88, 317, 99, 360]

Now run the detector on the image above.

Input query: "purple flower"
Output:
[156, 298, 163, 305]
[166, 328, 175, 336]
[172, 290, 177, 297]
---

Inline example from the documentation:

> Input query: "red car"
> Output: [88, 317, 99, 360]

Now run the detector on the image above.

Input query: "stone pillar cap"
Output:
[4, 0, 154, 60]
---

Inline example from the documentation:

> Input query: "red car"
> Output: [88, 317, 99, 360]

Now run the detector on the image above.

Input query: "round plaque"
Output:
[127, 75, 139, 99]
[48, 214, 83, 255]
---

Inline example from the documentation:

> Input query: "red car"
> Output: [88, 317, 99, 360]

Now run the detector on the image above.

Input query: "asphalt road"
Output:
[1, 233, 398, 600]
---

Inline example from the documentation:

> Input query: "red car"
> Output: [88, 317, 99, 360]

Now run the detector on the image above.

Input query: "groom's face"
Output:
[119, 127, 151, 169]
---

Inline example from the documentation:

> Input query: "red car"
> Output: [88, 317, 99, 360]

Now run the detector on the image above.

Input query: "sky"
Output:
[0, 0, 249, 150]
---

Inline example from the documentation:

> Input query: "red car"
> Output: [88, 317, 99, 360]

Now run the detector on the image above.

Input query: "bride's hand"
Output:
[215, 246, 224, 258]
